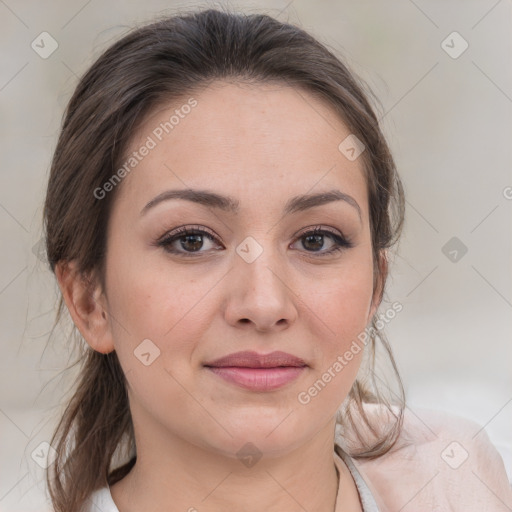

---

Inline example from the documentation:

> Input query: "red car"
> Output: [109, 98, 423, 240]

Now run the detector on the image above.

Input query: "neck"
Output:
[110, 418, 342, 512]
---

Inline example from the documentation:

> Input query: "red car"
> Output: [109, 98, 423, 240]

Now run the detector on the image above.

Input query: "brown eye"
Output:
[292, 227, 353, 256]
[178, 233, 204, 252]
[157, 226, 222, 256]
[302, 233, 325, 251]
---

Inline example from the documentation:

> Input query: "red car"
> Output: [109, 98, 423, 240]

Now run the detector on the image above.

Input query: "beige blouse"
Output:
[334, 404, 512, 511]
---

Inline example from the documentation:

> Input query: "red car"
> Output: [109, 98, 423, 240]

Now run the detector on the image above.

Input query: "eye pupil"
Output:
[181, 234, 203, 252]
[303, 234, 324, 251]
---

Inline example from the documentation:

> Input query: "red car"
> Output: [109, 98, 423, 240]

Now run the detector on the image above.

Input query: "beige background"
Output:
[1, 0, 511, 510]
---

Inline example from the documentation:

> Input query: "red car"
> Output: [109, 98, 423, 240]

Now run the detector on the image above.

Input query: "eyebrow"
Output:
[140, 188, 362, 221]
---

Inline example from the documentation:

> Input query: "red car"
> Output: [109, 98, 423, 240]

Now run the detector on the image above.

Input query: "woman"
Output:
[43, 8, 512, 512]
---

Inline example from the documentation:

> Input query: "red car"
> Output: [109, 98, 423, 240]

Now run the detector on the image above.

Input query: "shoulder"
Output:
[84, 487, 119, 512]
[336, 403, 512, 511]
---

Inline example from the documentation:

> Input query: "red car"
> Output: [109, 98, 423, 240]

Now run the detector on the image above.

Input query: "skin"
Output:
[57, 81, 385, 512]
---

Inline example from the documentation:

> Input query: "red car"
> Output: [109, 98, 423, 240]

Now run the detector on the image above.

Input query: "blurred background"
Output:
[1, 0, 511, 510]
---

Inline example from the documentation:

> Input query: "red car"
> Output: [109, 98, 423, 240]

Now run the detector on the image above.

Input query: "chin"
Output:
[204, 412, 312, 461]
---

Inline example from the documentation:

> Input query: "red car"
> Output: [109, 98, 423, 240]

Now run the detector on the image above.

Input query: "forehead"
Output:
[117, 81, 368, 217]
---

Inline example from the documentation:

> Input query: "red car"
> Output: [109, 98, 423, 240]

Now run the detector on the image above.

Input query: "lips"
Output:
[203, 350, 307, 369]
[203, 351, 307, 391]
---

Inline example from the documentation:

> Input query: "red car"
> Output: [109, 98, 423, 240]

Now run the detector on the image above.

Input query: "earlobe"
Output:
[55, 261, 115, 354]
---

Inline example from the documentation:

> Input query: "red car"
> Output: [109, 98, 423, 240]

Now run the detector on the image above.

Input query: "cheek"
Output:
[297, 264, 373, 414]
[306, 260, 375, 345]
[104, 249, 217, 361]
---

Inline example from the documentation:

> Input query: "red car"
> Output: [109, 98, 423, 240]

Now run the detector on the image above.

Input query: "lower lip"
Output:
[206, 366, 306, 391]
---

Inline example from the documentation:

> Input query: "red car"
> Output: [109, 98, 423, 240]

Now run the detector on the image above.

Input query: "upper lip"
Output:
[204, 350, 307, 368]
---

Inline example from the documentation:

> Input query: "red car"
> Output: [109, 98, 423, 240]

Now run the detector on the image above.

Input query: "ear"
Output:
[55, 261, 115, 354]
[368, 249, 388, 322]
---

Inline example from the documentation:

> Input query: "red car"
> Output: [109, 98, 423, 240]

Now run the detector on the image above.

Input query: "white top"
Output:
[86, 448, 378, 511]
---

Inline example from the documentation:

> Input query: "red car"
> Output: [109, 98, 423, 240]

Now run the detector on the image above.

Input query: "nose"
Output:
[223, 242, 298, 333]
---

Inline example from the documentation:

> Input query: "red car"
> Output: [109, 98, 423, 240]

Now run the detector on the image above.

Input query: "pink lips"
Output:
[204, 350, 307, 391]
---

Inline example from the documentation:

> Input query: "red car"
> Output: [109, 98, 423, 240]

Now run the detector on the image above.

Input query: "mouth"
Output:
[203, 351, 308, 392]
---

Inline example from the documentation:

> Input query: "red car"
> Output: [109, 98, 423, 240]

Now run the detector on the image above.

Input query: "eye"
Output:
[156, 224, 353, 258]
[156, 225, 223, 256]
[291, 226, 353, 256]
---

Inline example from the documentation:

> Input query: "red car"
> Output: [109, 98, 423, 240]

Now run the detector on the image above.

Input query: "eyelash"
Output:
[156, 225, 353, 258]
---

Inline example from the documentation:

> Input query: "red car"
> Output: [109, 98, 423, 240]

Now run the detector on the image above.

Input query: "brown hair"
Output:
[43, 7, 405, 512]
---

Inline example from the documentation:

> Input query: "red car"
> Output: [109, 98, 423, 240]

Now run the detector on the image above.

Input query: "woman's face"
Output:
[102, 81, 379, 459]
